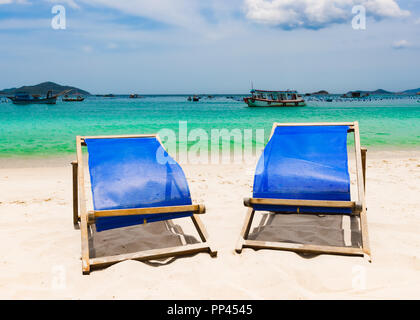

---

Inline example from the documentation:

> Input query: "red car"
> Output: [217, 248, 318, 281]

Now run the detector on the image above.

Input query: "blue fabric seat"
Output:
[85, 137, 193, 231]
[253, 125, 351, 214]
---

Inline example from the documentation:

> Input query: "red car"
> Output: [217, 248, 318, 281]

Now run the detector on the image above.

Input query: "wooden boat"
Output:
[188, 95, 200, 102]
[62, 95, 84, 102]
[243, 89, 306, 107]
[129, 94, 143, 98]
[7, 90, 58, 105]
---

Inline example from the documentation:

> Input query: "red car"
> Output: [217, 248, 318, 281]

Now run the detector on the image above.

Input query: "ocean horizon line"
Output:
[2, 80, 419, 97]
[4, 91, 419, 96]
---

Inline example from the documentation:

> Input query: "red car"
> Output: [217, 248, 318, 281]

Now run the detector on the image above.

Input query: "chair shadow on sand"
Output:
[88, 220, 201, 268]
[247, 212, 362, 259]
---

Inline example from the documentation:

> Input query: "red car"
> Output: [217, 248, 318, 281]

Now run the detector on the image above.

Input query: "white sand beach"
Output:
[0, 150, 419, 299]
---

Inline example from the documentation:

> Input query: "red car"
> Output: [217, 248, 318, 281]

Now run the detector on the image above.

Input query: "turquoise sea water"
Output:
[0, 95, 419, 158]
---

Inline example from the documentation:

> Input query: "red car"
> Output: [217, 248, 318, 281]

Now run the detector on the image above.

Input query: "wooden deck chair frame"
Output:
[71, 134, 217, 274]
[236, 122, 371, 261]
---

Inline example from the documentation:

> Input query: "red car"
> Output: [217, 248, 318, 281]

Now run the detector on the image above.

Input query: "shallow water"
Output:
[0, 95, 419, 157]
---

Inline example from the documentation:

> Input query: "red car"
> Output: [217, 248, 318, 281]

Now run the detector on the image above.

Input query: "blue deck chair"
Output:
[72, 134, 216, 274]
[236, 122, 371, 260]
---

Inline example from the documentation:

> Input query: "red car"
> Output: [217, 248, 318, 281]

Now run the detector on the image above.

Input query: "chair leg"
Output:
[80, 213, 90, 275]
[71, 161, 79, 227]
[236, 208, 255, 253]
[191, 215, 217, 257]
[360, 147, 371, 261]
[361, 147, 367, 191]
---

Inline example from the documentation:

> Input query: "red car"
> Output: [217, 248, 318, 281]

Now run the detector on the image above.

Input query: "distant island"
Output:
[350, 89, 391, 95]
[311, 90, 329, 95]
[0, 81, 90, 96]
[345, 88, 420, 96]
[305, 88, 420, 96]
[396, 88, 420, 95]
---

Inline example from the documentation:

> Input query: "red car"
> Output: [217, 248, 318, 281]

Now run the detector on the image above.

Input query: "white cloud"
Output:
[415, 18, 420, 25]
[1, 0, 79, 8]
[0, 0, 30, 4]
[106, 42, 117, 49]
[46, 0, 80, 9]
[82, 45, 93, 53]
[392, 39, 411, 49]
[78, 0, 204, 28]
[0, 18, 49, 29]
[244, 0, 410, 29]
[77, 0, 244, 31]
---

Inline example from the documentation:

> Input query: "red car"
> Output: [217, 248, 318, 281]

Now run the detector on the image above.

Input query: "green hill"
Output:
[347, 89, 393, 95]
[400, 88, 420, 94]
[0, 81, 90, 96]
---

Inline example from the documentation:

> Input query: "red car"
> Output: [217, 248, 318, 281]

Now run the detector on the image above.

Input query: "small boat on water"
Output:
[188, 95, 200, 102]
[243, 89, 306, 107]
[62, 95, 84, 102]
[129, 94, 143, 98]
[7, 90, 61, 105]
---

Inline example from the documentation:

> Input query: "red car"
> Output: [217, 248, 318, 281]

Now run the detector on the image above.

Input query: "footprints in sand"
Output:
[188, 168, 253, 202]
[219, 179, 233, 185]
[1, 198, 65, 206]
[9, 200, 26, 205]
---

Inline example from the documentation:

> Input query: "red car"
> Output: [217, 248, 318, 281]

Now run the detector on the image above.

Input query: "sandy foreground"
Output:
[0, 150, 419, 299]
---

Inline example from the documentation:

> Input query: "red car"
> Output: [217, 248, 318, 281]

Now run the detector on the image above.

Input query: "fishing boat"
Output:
[7, 90, 59, 105]
[62, 95, 84, 102]
[129, 94, 143, 98]
[187, 95, 200, 102]
[243, 89, 306, 107]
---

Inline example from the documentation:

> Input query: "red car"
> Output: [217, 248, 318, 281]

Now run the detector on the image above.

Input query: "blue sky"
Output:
[0, 0, 419, 94]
